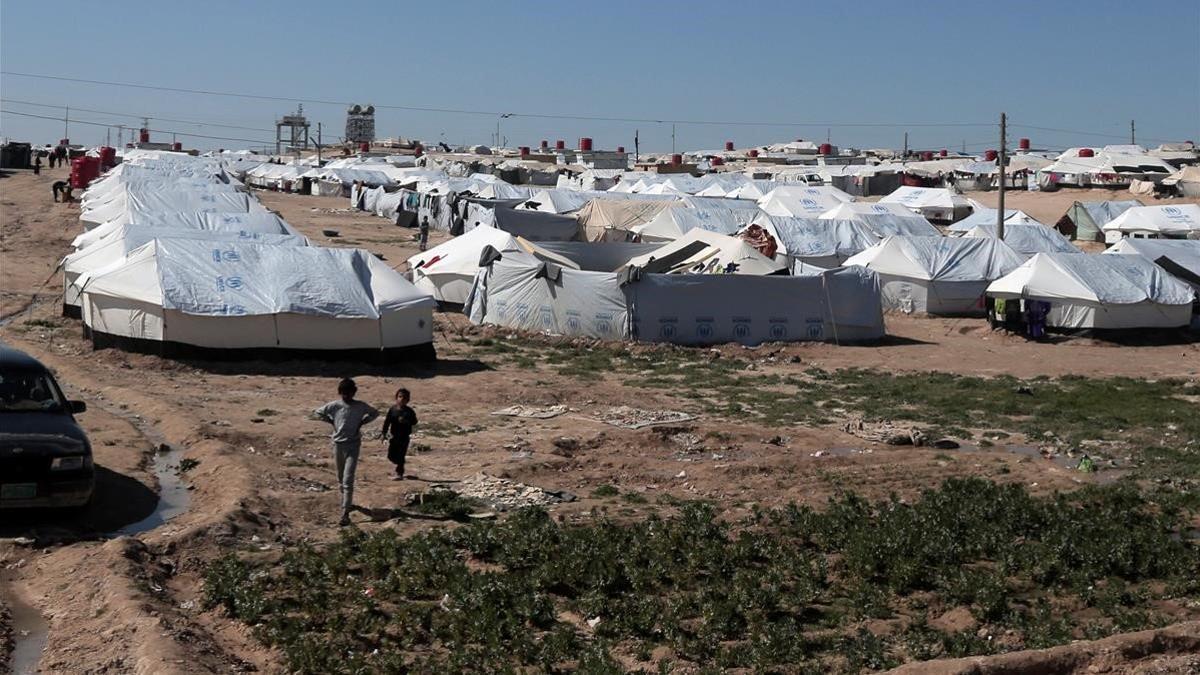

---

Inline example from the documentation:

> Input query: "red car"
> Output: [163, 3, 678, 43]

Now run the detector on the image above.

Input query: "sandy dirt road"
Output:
[1, 167, 1197, 673]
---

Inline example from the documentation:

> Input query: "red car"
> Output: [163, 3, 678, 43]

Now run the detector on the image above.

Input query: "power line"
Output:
[3, 98, 276, 133]
[1010, 123, 1172, 145]
[2, 70, 995, 128]
[0, 109, 277, 145]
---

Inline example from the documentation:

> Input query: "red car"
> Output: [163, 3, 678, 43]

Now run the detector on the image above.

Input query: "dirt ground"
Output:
[1, 166, 1198, 674]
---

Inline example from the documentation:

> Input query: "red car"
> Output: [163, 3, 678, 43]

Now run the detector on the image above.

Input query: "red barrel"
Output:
[360, 142, 370, 153]
[711, 156, 725, 166]
[519, 146, 530, 157]
[540, 140, 549, 149]
[1018, 138, 1031, 150]
[922, 151, 934, 161]
[984, 149, 998, 161]
[725, 141, 734, 151]
[1078, 148, 1095, 157]
[939, 149, 948, 157]
[579, 137, 593, 151]
[70, 156, 101, 189]
[749, 149, 759, 158]
[414, 144, 423, 157]
[616, 146, 625, 153]
[98, 146, 117, 169]
[819, 143, 833, 155]
[555, 140, 565, 150]
[671, 154, 683, 165]
[172, 142, 183, 151]
[139, 128, 150, 143]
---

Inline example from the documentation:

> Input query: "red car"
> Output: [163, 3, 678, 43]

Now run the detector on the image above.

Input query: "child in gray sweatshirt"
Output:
[313, 378, 380, 525]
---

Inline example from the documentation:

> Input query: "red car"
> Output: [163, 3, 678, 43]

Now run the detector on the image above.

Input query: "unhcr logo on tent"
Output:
[594, 312, 614, 335]
[872, 205, 888, 213]
[565, 310, 582, 333]
[212, 248, 241, 263]
[768, 317, 789, 340]
[658, 316, 678, 339]
[215, 276, 243, 292]
[801, 199, 818, 208]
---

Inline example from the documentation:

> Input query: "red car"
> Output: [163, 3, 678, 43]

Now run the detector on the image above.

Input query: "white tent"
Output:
[81, 184, 251, 228]
[72, 211, 297, 250]
[879, 186, 973, 222]
[80, 240, 435, 358]
[757, 185, 853, 218]
[1104, 238, 1200, 292]
[818, 202, 940, 237]
[962, 223, 1079, 256]
[750, 215, 879, 267]
[987, 253, 1194, 329]
[407, 225, 577, 305]
[1100, 204, 1200, 242]
[843, 236, 1025, 315]
[62, 225, 309, 315]
[624, 229, 786, 276]
[948, 207, 1044, 232]
[1058, 200, 1143, 241]
[632, 207, 751, 242]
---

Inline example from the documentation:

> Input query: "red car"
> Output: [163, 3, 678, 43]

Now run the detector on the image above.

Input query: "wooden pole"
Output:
[997, 112, 1007, 241]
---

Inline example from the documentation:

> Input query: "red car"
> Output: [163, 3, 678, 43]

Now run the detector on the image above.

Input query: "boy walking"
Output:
[381, 387, 418, 480]
[418, 216, 430, 252]
[313, 378, 380, 526]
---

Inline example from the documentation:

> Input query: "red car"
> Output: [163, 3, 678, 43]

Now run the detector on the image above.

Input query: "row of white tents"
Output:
[62, 150, 437, 360]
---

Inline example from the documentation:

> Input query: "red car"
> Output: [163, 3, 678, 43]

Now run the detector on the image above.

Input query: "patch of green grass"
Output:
[178, 457, 200, 473]
[205, 479, 1200, 672]
[591, 484, 618, 498]
[255, 408, 278, 417]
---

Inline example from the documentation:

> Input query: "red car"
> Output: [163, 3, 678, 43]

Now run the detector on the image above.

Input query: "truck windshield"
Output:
[0, 370, 67, 412]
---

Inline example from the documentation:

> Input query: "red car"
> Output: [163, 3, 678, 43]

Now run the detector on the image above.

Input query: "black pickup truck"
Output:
[0, 347, 94, 509]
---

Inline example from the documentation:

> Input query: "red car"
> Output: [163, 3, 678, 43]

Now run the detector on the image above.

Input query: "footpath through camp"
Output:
[2, 160, 1199, 673]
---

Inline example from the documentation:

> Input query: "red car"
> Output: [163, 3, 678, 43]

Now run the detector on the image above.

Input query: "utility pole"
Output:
[317, 122, 322, 165]
[1130, 119, 1135, 145]
[63, 105, 69, 140]
[634, 129, 640, 163]
[671, 123, 676, 154]
[997, 112, 1007, 241]
[902, 131, 908, 158]
[826, 128, 831, 144]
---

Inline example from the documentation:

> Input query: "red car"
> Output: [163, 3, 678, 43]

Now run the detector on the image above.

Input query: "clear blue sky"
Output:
[2, 0, 1197, 153]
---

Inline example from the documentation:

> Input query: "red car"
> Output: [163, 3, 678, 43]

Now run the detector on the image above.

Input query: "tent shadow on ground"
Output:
[0, 465, 158, 544]
[867, 334, 937, 347]
[175, 357, 491, 379]
[1051, 328, 1200, 347]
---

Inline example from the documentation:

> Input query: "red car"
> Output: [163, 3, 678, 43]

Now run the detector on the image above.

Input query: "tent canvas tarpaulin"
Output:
[633, 207, 751, 242]
[575, 199, 678, 241]
[80, 239, 435, 358]
[962, 223, 1079, 256]
[818, 201, 940, 237]
[1056, 200, 1142, 241]
[987, 253, 1194, 329]
[751, 215, 880, 267]
[623, 229, 786, 276]
[1101, 204, 1200, 241]
[465, 252, 884, 345]
[1104, 238, 1200, 292]
[843, 235, 1025, 315]
[491, 207, 583, 241]
[62, 225, 309, 314]
[72, 211, 298, 250]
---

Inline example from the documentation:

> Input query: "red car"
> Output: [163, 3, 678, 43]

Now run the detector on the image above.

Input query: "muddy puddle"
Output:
[110, 443, 191, 537]
[1, 583, 49, 675]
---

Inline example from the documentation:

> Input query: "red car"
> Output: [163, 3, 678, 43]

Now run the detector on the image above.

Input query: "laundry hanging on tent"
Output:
[739, 224, 779, 259]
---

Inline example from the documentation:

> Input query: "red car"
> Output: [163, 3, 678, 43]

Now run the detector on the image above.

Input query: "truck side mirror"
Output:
[69, 400, 87, 414]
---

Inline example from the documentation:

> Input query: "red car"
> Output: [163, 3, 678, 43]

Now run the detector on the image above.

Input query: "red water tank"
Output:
[172, 142, 183, 152]
[725, 141, 735, 151]
[360, 142, 370, 153]
[671, 154, 683, 165]
[820, 143, 833, 155]
[519, 146, 530, 157]
[579, 137, 593, 151]
[616, 146, 625, 153]
[98, 146, 117, 169]
[555, 139, 565, 150]
[984, 149, 998, 161]
[139, 128, 150, 143]
[940, 149, 948, 157]
[749, 149, 759, 158]
[712, 156, 725, 166]
[414, 144, 423, 157]
[1078, 148, 1095, 157]
[920, 151, 933, 161]
[1019, 138, 1031, 150]
[70, 156, 101, 189]
[540, 140, 549, 149]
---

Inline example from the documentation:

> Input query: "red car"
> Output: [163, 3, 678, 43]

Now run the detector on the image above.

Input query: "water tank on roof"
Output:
[749, 149, 759, 158]
[364, 105, 374, 115]
[360, 142, 370, 153]
[579, 137, 593, 151]
[540, 140, 549, 149]
[940, 149, 948, 157]
[519, 146, 530, 157]
[350, 105, 362, 114]
[820, 143, 833, 155]
[139, 128, 150, 143]
[616, 146, 625, 153]
[985, 149, 998, 161]
[172, 142, 182, 151]
[555, 140, 565, 150]
[1019, 138, 1031, 150]
[922, 151, 934, 161]
[725, 141, 734, 151]
[1078, 148, 1095, 157]
[712, 156, 725, 166]
[671, 154, 683, 165]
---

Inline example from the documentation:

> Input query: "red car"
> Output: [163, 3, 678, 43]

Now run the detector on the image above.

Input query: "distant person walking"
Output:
[52, 180, 68, 202]
[48, 151, 56, 169]
[312, 378, 381, 526]
[32, 154, 41, 175]
[380, 387, 418, 480]
[57, 145, 68, 167]
[418, 216, 430, 251]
